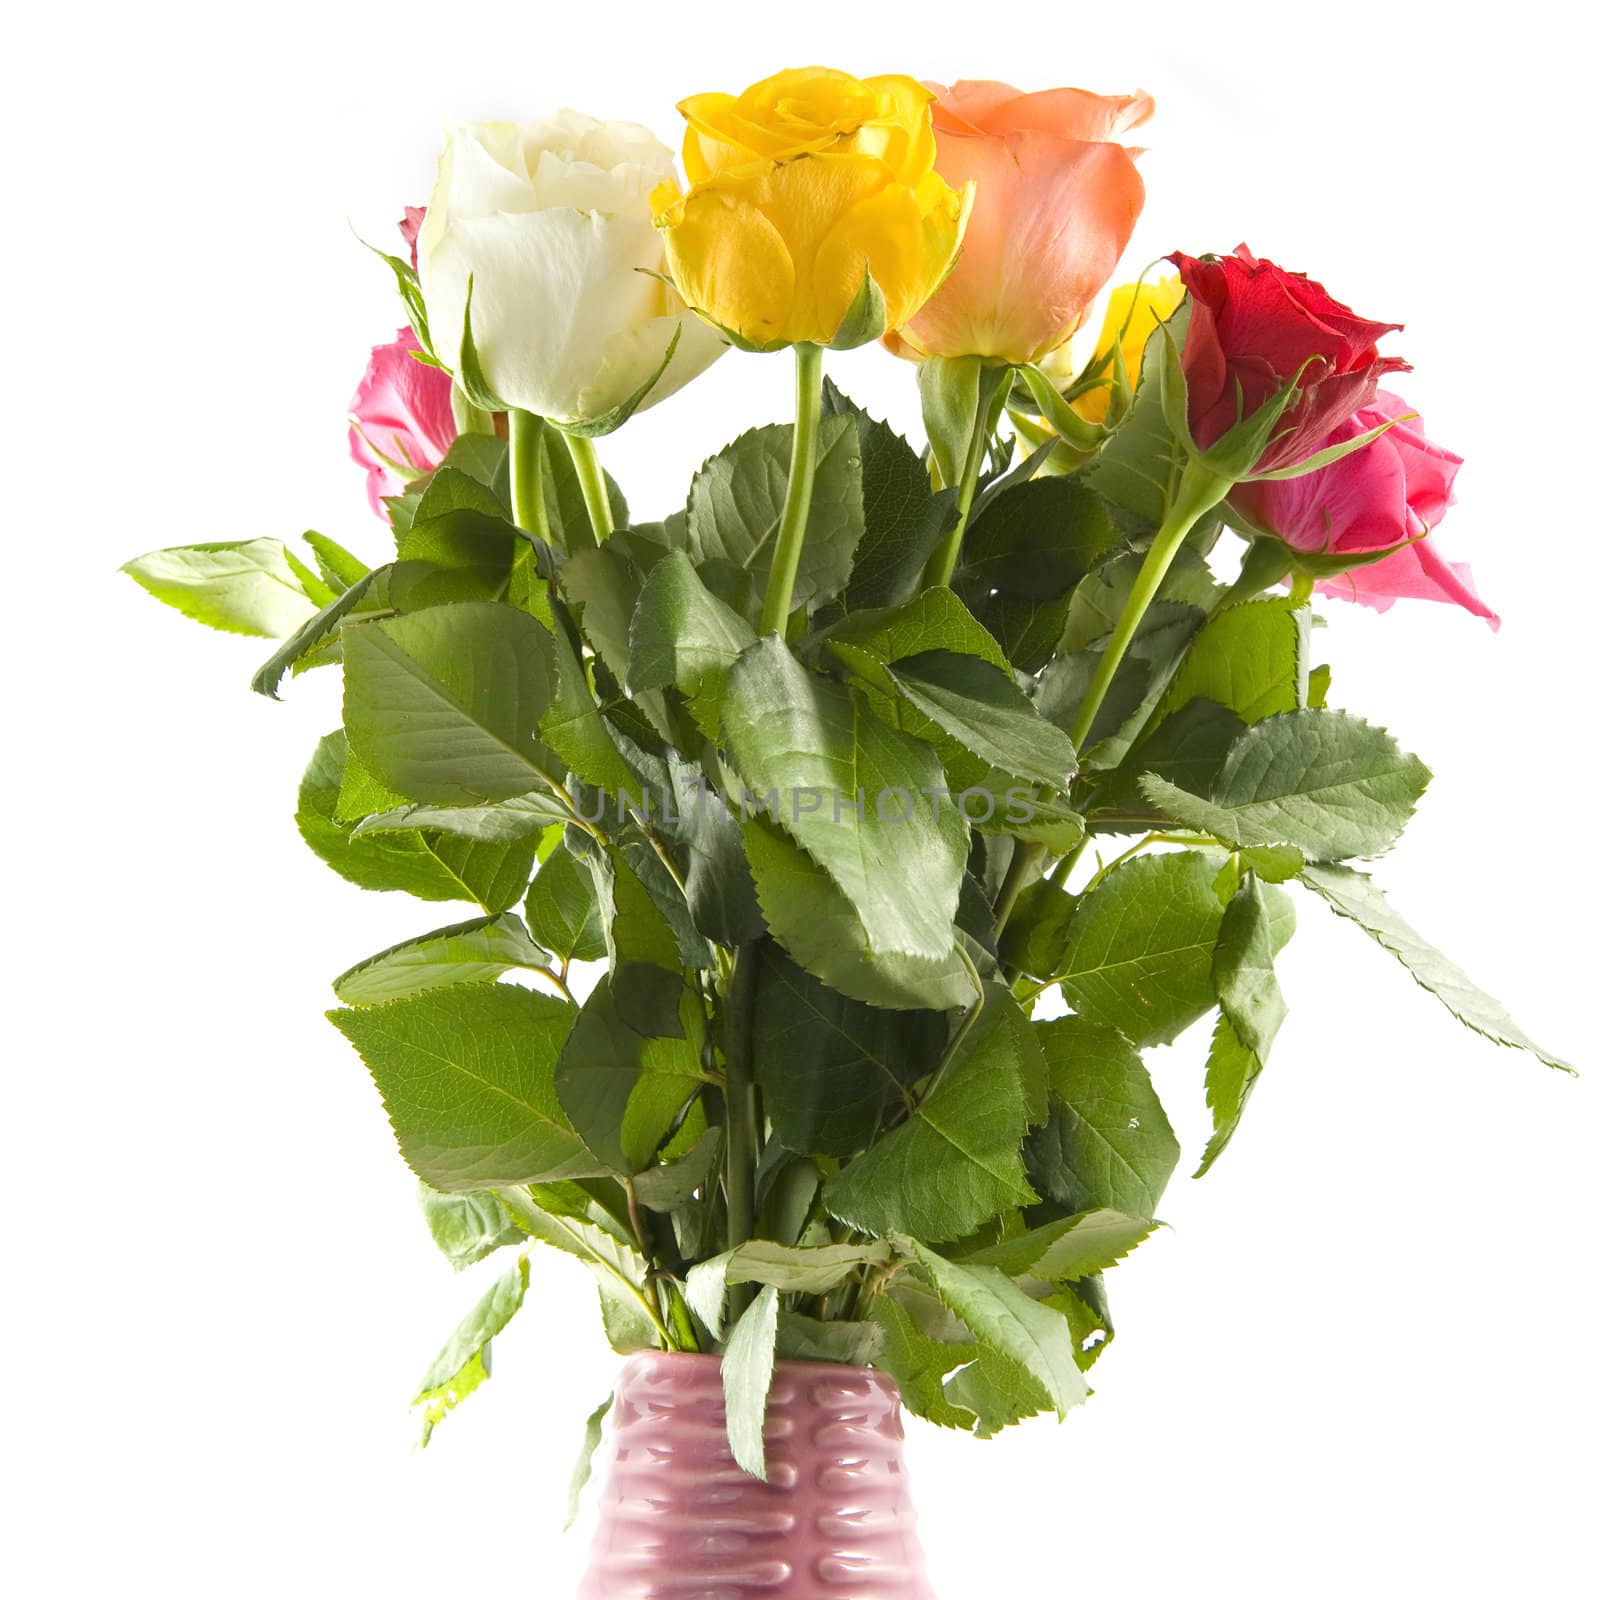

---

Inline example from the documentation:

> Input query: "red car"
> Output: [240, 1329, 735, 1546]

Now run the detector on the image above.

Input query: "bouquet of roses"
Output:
[125, 66, 1565, 1492]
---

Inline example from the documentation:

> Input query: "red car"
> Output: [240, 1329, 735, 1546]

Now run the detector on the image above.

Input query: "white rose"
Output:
[418, 112, 725, 426]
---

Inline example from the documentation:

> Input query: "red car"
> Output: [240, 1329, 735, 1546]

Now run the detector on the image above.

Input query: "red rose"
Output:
[1170, 245, 1409, 472]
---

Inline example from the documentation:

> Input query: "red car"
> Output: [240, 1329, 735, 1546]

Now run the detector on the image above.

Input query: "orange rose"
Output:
[887, 79, 1153, 365]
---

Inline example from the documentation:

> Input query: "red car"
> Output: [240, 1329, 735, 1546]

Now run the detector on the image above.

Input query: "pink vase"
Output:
[577, 1350, 935, 1599]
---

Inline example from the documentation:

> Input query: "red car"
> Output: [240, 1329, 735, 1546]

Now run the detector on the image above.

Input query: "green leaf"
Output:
[721, 637, 968, 962]
[553, 971, 705, 1174]
[564, 1396, 614, 1531]
[752, 943, 943, 1157]
[413, 1255, 528, 1445]
[557, 546, 644, 690]
[686, 419, 865, 617]
[821, 384, 955, 612]
[250, 567, 391, 700]
[942, 1346, 1052, 1438]
[1156, 596, 1311, 727]
[524, 848, 607, 963]
[960, 1208, 1157, 1285]
[413, 463, 512, 524]
[496, 1185, 660, 1352]
[1058, 851, 1228, 1045]
[296, 732, 472, 901]
[1195, 1013, 1259, 1178]
[123, 538, 321, 638]
[887, 650, 1078, 791]
[955, 477, 1122, 673]
[867, 1289, 978, 1429]
[303, 531, 371, 592]
[823, 993, 1037, 1241]
[1300, 864, 1571, 1072]
[627, 549, 756, 739]
[1141, 709, 1431, 862]
[655, 752, 765, 949]
[332, 913, 549, 1006]
[1088, 697, 1247, 831]
[906, 1243, 1088, 1420]
[300, 734, 540, 909]
[721, 1283, 781, 1480]
[353, 793, 571, 844]
[741, 816, 978, 1012]
[418, 1183, 524, 1272]
[342, 602, 561, 805]
[998, 879, 1078, 983]
[329, 984, 601, 1191]
[434, 432, 513, 502]
[1193, 876, 1288, 1174]
[1026, 1017, 1180, 1217]
[1083, 298, 1192, 530]
[686, 1241, 893, 1341]
[630, 1126, 723, 1211]
[1214, 876, 1288, 1062]
[539, 605, 640, 796]
[775, 1313, 884, 1366]
[823, 587, 1010, 679]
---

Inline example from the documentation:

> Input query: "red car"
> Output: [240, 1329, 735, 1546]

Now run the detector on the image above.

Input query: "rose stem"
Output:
[991, 457, 1232, 938]
[758, 342, 825, 635]
[507, 409, 552, 543]
[564, 434, 614, 547]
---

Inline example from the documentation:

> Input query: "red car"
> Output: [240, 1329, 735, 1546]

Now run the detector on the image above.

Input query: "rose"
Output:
[1230, 391, 1497, 626]
[347, 327, 457, 517]
[886, 79, 1152, 365]
[1170, 245, 1409, 472]
[398, 205, 425, 269]
[651, 67, 970, 350]
[418, 112, 725, 425]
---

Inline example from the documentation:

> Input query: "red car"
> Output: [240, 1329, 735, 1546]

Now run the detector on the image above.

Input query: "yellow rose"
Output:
[1066, 274, 1187, 422]
[651, 67, 972, 350]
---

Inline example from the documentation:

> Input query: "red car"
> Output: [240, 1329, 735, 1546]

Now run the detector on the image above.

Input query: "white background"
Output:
[6, 2, 1595, 1595]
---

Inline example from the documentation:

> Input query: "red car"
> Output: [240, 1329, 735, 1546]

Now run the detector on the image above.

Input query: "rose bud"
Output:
[1230, 391, 1498, 626]
[1170, 245, 1409, 474]
[347, 326, 456, 517]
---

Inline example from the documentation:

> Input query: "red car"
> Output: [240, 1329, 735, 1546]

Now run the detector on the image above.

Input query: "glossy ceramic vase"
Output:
[577, 1350, 935, 1599]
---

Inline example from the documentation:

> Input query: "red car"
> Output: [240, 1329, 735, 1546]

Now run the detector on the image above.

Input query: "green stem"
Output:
[564, 434, 614, 547]
[1069, 460, 1230, 751]
[921, 395, 993, 590]
[992, 459, 1232, 944]
[508, 409, 551, 543]
[759, 343, 825, 635]
[722, 944, 761, 1315]
[917, 944, 985, 1106]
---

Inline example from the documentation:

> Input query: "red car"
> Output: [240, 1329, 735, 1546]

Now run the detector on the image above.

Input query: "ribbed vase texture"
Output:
[577, 1351, 935, 1599]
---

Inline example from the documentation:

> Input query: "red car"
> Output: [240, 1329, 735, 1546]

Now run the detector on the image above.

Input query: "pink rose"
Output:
[1230, 391, 1498, 627]
[886, 79, 1153, 364]
[399, 205, 425, 270]
[347, 327, 456, 517]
